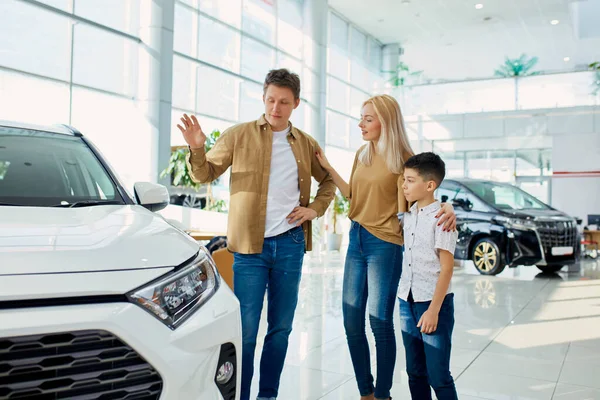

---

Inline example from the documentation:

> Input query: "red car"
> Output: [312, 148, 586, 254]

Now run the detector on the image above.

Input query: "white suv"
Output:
[0, 121, 241, 400]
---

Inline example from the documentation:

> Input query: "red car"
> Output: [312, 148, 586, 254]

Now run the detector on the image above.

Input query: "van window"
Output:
[437, 182, 489, 212]
[461, 180, 549, 211]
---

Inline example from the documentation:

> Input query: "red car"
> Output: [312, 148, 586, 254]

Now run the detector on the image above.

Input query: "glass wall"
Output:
[325, 12, 383, 154]
[440, 149, 551, 181]
[172, 4, 385, 151]
[0, 0, 386, 198]
[0, 0, 147, 189]
[399, 71, 599, 116]
[438, 149, 552, 203]
[170, 0, 316, 148]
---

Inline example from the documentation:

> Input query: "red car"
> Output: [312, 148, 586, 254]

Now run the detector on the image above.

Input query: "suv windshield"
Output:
[0, 126, 124, 207]
[461, 181, 549, 211]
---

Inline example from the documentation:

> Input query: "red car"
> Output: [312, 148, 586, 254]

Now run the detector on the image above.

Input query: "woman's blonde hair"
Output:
[358, 94, 414, 174]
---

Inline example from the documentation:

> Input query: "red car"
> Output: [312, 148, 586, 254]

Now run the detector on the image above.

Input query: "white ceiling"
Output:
[329, 0, 600, 82]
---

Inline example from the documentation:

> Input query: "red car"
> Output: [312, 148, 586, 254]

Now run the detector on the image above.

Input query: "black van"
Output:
[437, 179, 580, 275]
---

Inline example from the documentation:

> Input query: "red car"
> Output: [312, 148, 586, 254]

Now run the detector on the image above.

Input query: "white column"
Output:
[304, 0, 328, 145]
[138, 0, 175, 184]
[382, 43, 401, 85]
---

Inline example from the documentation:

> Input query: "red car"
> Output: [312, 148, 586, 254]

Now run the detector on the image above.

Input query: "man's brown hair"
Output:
[263, 68, 301, 100]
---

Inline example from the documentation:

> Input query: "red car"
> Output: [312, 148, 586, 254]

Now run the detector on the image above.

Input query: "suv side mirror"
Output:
[452, 198, 473, 211]
[134, 182, 170, 212]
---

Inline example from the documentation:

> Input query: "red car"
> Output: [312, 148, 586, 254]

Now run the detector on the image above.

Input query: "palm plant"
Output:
[494, 54, 540, 108]
[494, 54, 540, 77]
[384, 62, 423, 87]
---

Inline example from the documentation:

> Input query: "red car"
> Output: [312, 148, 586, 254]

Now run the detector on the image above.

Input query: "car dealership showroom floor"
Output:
[250, 250, 600, 400]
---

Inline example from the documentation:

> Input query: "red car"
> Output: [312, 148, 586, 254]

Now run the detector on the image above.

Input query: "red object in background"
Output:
[553, 170, 600, 178]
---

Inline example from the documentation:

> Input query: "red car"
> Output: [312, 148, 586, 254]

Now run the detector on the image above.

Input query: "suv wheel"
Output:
[536, 265, 564, 273]
[472, 238, 506, 275]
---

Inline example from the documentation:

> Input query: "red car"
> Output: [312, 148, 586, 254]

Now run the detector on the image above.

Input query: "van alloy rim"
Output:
[474, 242, 497, 271]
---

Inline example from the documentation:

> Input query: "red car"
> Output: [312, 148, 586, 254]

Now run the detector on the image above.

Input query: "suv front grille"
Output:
[536, 220, 578, 254]
[0, 330, 162, 400]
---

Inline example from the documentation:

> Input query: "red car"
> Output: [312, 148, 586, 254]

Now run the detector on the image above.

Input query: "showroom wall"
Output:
[551, 114, 600, 224]
[414, 105, 600, 219]
[0, 0, 161, 192]
[322, 11, 386, 182]
[167, 0, 384, 183]
[0, 0, 384, 193]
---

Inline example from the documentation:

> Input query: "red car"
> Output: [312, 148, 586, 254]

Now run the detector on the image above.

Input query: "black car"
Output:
[437, 179, 580, 275]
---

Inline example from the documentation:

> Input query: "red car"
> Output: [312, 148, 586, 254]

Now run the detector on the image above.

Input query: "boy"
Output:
[398, 152, 459, 400]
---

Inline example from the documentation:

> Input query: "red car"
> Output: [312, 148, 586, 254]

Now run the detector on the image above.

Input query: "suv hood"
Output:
[0, 205, 199, 275]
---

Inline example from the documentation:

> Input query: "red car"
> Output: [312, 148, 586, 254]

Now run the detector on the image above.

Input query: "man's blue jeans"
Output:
[343, 221, 404, 399]
[233, 226, 305, 400]
[399, 293, 458, 400]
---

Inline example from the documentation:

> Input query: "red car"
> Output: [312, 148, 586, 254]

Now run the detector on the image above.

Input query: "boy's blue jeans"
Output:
[343, 221, 404, 399]
[399, 292, 458, 400]
[233, 226, 305, 400]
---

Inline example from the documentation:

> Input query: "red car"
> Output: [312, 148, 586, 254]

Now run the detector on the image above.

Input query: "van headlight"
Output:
[494, 216, 536, 230]
[127, 249, 220, 330]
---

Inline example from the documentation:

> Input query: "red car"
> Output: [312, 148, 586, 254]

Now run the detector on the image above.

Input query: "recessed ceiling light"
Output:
[475, 3, 484, 9]
[551, 19, 560, 25]
[564, 57, 570, 62]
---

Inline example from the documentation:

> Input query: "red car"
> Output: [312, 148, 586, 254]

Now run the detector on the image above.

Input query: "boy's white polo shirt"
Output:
[397, 201, 459, 302]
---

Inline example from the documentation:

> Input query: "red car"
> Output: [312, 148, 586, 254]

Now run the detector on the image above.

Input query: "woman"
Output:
[316, 95, 456, 400]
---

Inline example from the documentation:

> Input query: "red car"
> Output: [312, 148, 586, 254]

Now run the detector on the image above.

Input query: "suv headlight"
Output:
[495, 216, 536, 230]
[127, 249, 220, 330]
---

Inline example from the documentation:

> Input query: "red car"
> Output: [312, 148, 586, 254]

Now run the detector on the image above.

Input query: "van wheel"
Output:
[472, 238, 506, 275]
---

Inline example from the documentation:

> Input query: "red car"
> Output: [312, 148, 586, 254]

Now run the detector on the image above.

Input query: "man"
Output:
[178, 69, 336, 400]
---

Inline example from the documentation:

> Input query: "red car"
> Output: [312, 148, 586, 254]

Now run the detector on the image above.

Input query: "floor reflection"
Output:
[249, 251, 600, 400]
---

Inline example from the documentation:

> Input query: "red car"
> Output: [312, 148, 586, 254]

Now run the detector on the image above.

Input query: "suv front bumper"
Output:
[0, 285, 241, 400]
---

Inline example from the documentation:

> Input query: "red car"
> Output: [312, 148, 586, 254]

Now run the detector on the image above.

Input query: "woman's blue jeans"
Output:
[343, 221, 404, 399]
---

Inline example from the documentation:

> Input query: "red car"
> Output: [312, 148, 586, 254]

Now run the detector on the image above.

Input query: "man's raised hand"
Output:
[177, 114, 206, 150]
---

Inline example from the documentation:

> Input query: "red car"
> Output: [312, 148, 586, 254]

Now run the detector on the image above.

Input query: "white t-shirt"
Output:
[264, 126, 301, 238]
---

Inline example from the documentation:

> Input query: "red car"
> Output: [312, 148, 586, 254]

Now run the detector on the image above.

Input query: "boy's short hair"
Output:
[404, 152, 446, 187]
[263, 68, 301, 100]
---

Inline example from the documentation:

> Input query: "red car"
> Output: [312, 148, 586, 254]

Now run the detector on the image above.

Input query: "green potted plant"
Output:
[160, 129, 223, 211]
[327, 191, 350, 251]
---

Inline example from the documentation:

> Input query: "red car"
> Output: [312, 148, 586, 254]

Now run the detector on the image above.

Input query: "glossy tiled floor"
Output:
[249, 249, 600, 400]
